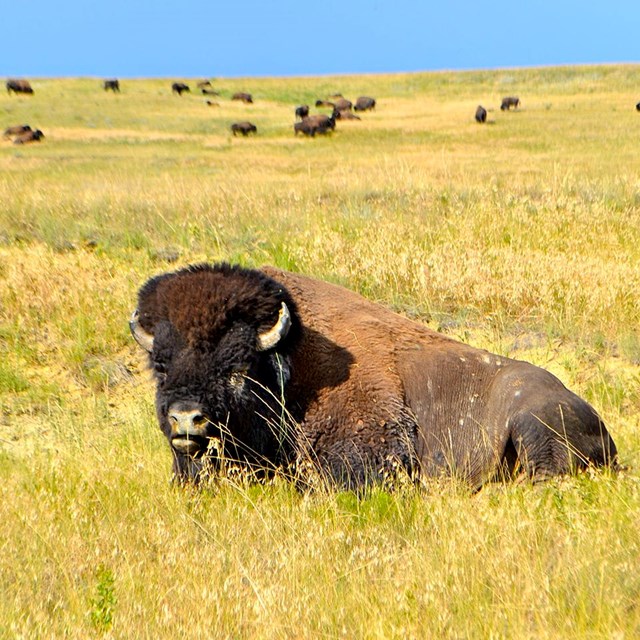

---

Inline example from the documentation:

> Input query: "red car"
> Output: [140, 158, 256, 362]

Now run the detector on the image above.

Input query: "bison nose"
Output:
[168, 403, 208, 438]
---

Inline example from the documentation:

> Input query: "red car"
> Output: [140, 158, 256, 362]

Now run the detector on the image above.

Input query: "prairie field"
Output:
[1, 66, 640, 638]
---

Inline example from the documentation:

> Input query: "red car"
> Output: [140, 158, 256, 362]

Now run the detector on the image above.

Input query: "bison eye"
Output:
[153, 361, 168, 379]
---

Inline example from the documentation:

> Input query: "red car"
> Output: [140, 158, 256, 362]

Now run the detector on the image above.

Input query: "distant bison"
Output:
[6, 79, 33, 95]
[232, 92, 253, 104]
[315, 99, 335, 109]
[332, 97, 352, 112]
[197, 80, 212, 89]
[294, 113, 336, 137]
[231, 121, 257, 136]
[354, 96, 376, 111]
[295, 104, 310, 120]
[3, 124, 31, 139]
[202, 88, 220, 96]
[103, 79, 120, 92]
[172, 82, 190, 96]
[206, 100, 220, 107]
[13, 129, 44, 144]
[475, 105, 487, 123]
[130, 263, 618, 487]
[500, 96, 520, 110]
[333, 108, 360, 121]
[636, 102, 640, 112]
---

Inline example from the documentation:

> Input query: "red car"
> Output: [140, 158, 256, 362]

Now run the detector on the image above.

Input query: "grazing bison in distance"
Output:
[315, 99, 335, 108]
[333, 108, 360, 121]
[3, 124, 31, 138]
[294, 112, 336, 136]
[232, 92, 253, 103]
[636, 102, 640, 112]
[475, 105, 487, 123]
[130, 263, 618, 488]
[295, 104, 309, 120]
[231, 121, 257, 136]
[332, 97, 352, 112]
[501, 96, 520, 110]
[6, 79, 33, 95]
[103, 79, 120, 92]
[172, 82, 190, 96]
[13, 129, 44, 144]
[354, 96, 376, 111]
[202, 88, 219, 96]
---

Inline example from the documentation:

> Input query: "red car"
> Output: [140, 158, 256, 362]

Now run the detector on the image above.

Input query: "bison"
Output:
[333, 108, 360, 121]
[294, 113, 336, 137]
[3, 124, 31, 139]
[232, 92, 253, 104]
[13, 129, 44, 144]
[475, 105, 487, 123]
[103, 79, 120, 92]
[315, 99, 335, 109]
[6, 79, 33, 95]
[332, 97, 352, 112]
[130, 264, 618, 488]
[636, 102, 640, 112]
[202, 88, 220, 96]
[172, 82, 190, 96]
[500, 96, 520, 110]
[295, 104, 310, 120]
[354, 96, 376, 112]
[231, 121, 257, 136]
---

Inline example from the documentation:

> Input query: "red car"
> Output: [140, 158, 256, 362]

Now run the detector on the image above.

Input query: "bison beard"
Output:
[131, 263, 617, 488]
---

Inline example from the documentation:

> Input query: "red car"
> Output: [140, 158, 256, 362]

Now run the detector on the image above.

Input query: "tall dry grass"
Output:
[1, 66, 639, 638]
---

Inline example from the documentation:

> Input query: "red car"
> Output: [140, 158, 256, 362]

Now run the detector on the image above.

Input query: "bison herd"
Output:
[2, 77, 378, 144]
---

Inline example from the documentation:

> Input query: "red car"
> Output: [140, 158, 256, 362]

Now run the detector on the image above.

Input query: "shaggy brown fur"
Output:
[132, 264, 618, 488]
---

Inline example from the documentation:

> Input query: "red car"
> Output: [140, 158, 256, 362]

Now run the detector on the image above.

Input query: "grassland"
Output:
[1, 66, 639, 638]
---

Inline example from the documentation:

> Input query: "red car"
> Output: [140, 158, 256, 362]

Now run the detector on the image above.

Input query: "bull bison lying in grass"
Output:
[130, 263, 618, 488]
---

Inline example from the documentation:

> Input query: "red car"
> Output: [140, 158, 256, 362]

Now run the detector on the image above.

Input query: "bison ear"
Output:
[256, 302, 291, 351]
[129, 309, 154, 352]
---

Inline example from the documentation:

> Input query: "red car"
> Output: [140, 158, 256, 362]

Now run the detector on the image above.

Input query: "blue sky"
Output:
[3, 1, 638, 78]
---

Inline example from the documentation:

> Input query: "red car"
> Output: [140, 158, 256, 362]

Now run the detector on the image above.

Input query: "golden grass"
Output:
[1, 66, 640, 638]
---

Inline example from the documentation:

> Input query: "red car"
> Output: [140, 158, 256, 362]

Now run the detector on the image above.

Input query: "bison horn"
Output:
[129, 310, 154, 352]
[257, 302, 291, 351]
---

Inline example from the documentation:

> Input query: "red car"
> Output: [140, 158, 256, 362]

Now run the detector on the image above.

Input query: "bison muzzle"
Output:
[131, 263, 617, 488]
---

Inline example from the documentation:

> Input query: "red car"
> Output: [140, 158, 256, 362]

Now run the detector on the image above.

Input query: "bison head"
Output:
[130, 263, 300, 481]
